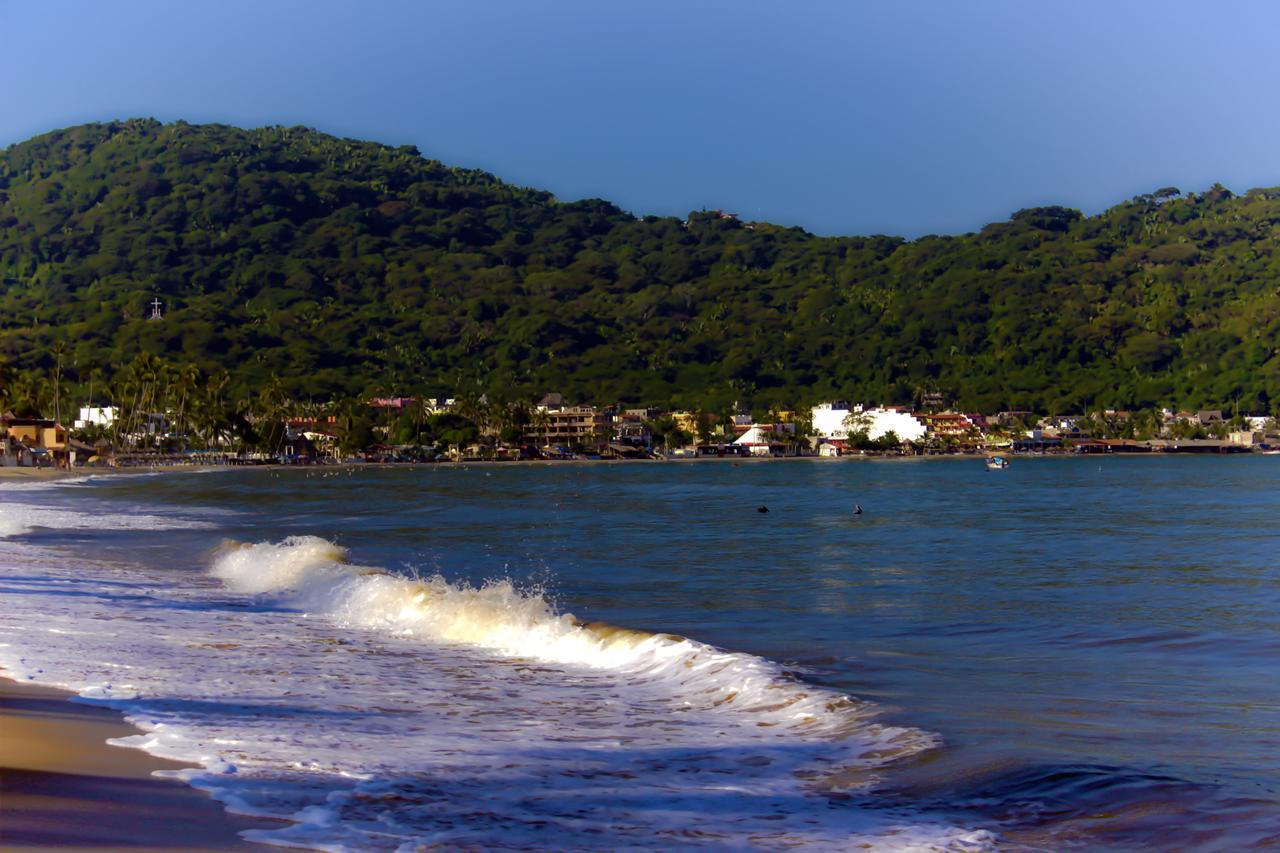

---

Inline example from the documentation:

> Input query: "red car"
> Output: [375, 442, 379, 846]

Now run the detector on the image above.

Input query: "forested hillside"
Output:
[1, 119, 1278, 414]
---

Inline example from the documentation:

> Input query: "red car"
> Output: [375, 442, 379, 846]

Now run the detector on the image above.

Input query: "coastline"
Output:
[0, 448, 1270, 484]
[0, 676, 279, 851]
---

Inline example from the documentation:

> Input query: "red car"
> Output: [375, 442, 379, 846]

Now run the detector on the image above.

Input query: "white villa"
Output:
[74, 405, 119, 430]
[810, 401, 856, 439]
[809, 402, 927, 443]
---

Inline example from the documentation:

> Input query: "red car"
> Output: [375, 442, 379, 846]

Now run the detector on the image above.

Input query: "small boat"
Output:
[985, 455, 1010, 470]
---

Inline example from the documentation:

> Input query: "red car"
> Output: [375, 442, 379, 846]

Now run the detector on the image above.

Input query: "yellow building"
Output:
[4, 417, 70, 466]
[670, 411, 720, 436]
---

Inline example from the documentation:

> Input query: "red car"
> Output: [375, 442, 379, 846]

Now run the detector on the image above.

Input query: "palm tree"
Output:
[4, 372, 45, 417]
[453, 393, 492, 454]
[528, 405, 551, 448]
[0, 356, 17, 412]
[50, 341, 67, 425]
[172, 363, 202, 448]
[186, 373, 222, 450]
[254, 375, 291, 455]
[407, 395, 432, 446]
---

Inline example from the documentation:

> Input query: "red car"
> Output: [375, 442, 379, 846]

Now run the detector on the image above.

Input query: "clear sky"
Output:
[3, 1, 1278, 237]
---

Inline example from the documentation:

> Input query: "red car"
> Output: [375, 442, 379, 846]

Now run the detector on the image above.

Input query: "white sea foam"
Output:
[0, 512, 33, 537]
[0, 474, 102, 491]
[213, 536, 918, 744]
[0, 531, 994, 851]
[0, 500, 214, 537]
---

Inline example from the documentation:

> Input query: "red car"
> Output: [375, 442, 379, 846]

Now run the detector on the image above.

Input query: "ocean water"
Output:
[0, 457, 1277, 850]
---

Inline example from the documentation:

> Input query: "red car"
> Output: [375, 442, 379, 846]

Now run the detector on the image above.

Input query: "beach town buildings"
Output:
[867, 408, 927, 443]
[614, 408, 658, 447]
[21, 379, 1279, 465]
[368, 396, 456, 415]
[74, 405, 118, 430]
[809, 403, 927, 444]
[1245, 415, 1272, 432]
[810, 402, 854, 439]
[729, 411, 754, 437]
[369, 396, 417, 413]
[1172, 410, 1225, 427]
[527, 403, 611, 446]
[669, 410, 705, 437]
[919, 412, 978, 442]
[1228, 430, 1265, 447]
[732, 421, 797, 456]
[0, 414, 89, 467]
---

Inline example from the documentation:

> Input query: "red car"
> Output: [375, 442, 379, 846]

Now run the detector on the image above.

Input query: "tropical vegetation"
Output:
[1, 119, 1278, 420]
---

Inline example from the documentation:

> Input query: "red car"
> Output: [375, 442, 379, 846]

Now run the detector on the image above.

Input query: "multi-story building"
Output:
[920, 411, 976, 441]
[613, 409, 658, 447]
[527, 406, 611, 446]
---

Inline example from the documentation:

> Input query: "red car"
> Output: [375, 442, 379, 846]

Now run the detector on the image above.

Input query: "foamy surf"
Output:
[0, 528, 993, 851]
[0, 500, 215, 537]
[213, 536, 927, 748]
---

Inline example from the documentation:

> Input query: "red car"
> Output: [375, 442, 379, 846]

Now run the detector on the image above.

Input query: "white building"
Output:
[810, 402, 860, 439]
[855, 408, 926, 443]
[1246, 415, 1272, 432]
[74, 406, 118, 430]
[809, 402, 926, 443]
[732, 423, 794, 456]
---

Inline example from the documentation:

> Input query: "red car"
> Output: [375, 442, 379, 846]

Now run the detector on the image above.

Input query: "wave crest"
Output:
[211, 536, 936, 752]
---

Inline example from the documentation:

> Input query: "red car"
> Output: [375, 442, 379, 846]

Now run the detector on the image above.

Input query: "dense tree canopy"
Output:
[1, 119, 1277, 414]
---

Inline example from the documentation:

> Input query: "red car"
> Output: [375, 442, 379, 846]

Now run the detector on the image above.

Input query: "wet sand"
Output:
[0, 676, 279, 850]
[0, 467, 82, 480]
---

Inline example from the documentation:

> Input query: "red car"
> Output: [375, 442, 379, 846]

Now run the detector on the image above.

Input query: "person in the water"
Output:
[757, 505, 769, 513]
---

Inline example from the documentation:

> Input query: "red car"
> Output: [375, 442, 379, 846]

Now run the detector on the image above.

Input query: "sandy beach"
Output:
[0, 467, 85, 480]
[0, 676, 278, 851]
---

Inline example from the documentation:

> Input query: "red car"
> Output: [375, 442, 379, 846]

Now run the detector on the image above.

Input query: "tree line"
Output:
[1, 119, 1277, 417]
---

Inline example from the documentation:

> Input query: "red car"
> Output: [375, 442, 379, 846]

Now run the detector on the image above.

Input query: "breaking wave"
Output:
[201, 536, 995, 848]
[214, 535, 937, 762]
[0, 526, 993, 850]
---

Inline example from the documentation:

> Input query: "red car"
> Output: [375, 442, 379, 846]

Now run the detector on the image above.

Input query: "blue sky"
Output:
[2, 1, 1277, 237]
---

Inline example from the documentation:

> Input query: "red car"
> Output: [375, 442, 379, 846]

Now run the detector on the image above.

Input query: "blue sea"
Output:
[1, 457, 1277, 850]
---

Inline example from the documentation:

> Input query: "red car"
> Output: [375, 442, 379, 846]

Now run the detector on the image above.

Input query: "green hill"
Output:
[1, 119, 1277, 414]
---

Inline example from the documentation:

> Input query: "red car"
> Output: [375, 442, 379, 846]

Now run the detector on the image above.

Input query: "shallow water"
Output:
[0, 457, 1277, 850]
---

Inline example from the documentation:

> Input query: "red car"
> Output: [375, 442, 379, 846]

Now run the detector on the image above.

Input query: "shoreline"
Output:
[0, 675, 280, 850]
[0, 447, 1272, 482]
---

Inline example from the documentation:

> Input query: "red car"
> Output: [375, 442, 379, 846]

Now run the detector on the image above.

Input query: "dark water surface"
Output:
[30, 457, 1280, 847]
